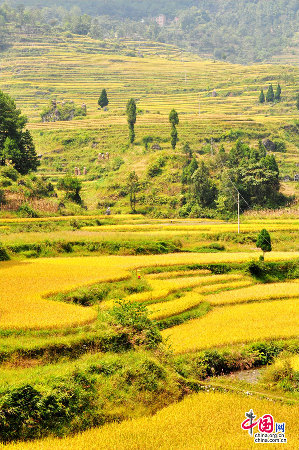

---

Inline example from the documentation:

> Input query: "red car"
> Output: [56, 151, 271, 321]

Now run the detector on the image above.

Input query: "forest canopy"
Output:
[1, 0, 298, 63]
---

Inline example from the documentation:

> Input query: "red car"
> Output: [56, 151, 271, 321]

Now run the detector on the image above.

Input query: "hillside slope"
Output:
[1, 0, 299, 64]
[0, 32, 299, 215]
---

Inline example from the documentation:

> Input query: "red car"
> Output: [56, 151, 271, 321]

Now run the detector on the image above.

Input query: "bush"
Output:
[273, 140, 286, 153]
[0, 245, 9, 261]
[147, 162, 162, 178]
[0, 374, 98, 443]
[0, 166, 19, 181]
[112, 157, 124, 171]
[17, 203, 39, 218]
[109, 300, 162, 349]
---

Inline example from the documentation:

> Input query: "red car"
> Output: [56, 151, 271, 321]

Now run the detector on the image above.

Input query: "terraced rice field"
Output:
[0, 244, 298, 448]
[1, 33, 299, 187]
[205, 282, 299, 305]
[2, 251, 299, 330]
[4, 391, 298, 450]
[162, 299, 299, 353]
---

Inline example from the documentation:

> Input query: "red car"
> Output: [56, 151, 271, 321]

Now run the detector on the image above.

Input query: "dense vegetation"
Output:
[1, 0, 299, 63]
[0, 91, 39, 175]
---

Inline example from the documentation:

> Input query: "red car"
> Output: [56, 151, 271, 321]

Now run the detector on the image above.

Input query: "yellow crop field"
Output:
[273, 355, 299, 373]
[205, 282, 299, 305]
[0, 258, 129, 329]
[103, 273, 244, 309]
[162, 298, 299, 353]
[146, 269, 211, 279]
[0, 214, 140, 224]
[82, 223, 299, 234]
[148, 279, 252, 320]
[148, 291, 204, 320]
[4, 391, 298, 450]
[2, 251, 299, 329]
[196, 279, 253, 294]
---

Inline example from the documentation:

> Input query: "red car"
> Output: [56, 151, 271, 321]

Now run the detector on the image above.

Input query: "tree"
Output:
[0, 90, 39, 175]
[256, 228, 272, 259]
[170, 125, 178, 150]
[169, 109, 179, 127]
[259, 89, 265, 104]
[182, 142, 192, 160]
[274, 83, 281, 101]
[126, 98, 137, 143]
[57, 175, 82, 204]
[191, 161, 217, 208]
[127, 171, 139, 212]
[266, 84, 274, 103]
[169, 109, 179, 150]
[98, 89, 109, 109]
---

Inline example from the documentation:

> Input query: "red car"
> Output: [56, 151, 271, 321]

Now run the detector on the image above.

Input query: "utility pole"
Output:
[210, 138, 213, 156]
[199, 99, 200, 115]
[237, 192, 240, 234]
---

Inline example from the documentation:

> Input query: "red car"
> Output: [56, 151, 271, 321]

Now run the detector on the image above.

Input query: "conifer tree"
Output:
[169, 109, 179, 150]
[98, 89, 109, 109]
[274, 83, 281, 101]
[259, 89, 265, 103]
[266, 84, 274, 103]
[126, 98, 137, 143]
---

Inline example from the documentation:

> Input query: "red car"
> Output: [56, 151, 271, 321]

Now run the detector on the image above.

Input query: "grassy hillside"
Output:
[0, 31, 299, 215]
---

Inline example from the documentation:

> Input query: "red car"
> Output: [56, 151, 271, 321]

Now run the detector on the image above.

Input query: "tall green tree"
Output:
[259, 89, 265, 104]
[0, 90, 39, 175]
[274, 83, 281, 101]
[126, 98, 137, 143]
[170, 126, 178, 150]
[98, 89, 109, 109]
[127, 171, 139, 212]
[191, 161, 217, 208]
[169, 109, 179, 150]
[266, 84, 275, 103]
[256, 229, 272, 259]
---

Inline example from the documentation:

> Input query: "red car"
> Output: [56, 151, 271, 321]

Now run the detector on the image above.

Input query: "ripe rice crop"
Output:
[146, 269, 211, 279]
[162, 298, 299, 353]
[82, 223, 299, 233]
[4, 391, 298, 449]
[103, 273, 243, 309]
[273, 354, 299, 373]
[205, 282, 299, 305]
[196, 279, 253, 294]
[148, 291, 204, 320]
[0, 214, 139, 224]
[0, 258, 129, 330]
[149, 279, 253, 319]
[3, 252, 299, 329]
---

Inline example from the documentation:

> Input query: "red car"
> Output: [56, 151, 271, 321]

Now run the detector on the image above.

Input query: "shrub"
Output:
[17, 203, 39, 218]
[109, 300, 162, 349]
[0, 245, 9, 261]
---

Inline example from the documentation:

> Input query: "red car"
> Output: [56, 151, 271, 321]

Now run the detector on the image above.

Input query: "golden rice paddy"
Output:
[162, 298, 299, 353]
[205, 282, 299, 305]
[2, 251, 299, 329]
[4, 391, 298, 450]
